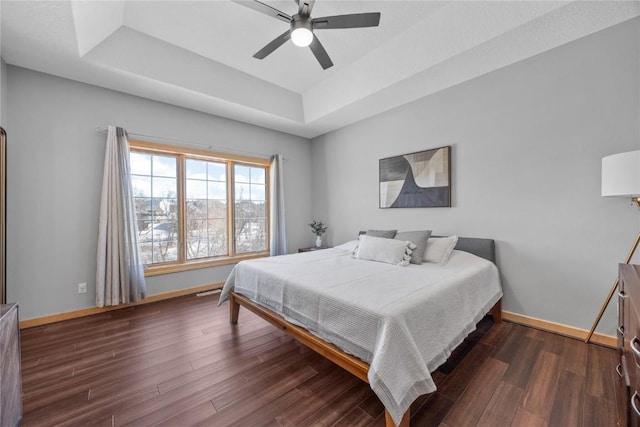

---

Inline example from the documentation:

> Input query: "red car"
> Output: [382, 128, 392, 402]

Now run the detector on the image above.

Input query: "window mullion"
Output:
[227, 161, 235, 257]
[177, 154, 187, 264]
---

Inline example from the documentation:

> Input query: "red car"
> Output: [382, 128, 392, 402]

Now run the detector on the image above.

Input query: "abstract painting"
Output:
[379, 146, 451, 208]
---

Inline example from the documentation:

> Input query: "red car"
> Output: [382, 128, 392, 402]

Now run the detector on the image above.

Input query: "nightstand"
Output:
[298, 246, 330, 253]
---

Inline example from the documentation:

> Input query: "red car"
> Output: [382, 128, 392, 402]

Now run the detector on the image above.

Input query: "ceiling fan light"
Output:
[291, 27, 313, 47]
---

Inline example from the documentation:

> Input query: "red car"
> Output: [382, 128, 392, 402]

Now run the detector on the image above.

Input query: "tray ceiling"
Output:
[2, 1, 638, 138]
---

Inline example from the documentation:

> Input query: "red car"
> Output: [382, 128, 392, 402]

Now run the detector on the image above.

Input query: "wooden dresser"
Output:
[619, 264, 640, 426]
[0, 303, 22, 427]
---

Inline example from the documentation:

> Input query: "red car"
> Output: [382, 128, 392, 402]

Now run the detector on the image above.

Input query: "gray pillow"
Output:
[395, 230, 432, 264]
[365, 229, 397, 239]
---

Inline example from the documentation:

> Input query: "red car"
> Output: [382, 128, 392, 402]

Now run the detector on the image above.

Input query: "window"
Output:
[130, 152, 179, 265]
[129, 140, 270, 275]
[234, 164, 267, 253]
[185, 159, 228, 259]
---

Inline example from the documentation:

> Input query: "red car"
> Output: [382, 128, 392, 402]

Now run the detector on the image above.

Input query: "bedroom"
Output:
[0, 0, 638, 426]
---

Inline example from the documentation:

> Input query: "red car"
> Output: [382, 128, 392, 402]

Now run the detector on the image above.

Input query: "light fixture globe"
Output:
[291, 27, 313, 47]
[290, 15, 313, 47]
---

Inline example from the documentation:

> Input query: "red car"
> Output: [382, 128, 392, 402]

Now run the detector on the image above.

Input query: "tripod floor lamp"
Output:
[586, 150, 640, 343]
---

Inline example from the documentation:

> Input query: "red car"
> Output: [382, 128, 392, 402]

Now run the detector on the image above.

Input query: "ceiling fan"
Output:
[232, 0, 381, 69]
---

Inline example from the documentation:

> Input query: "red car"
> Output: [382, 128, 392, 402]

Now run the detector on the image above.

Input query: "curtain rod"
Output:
[94, 127, 281, 160]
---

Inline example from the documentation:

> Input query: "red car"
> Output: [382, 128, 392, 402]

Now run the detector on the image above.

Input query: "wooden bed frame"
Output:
[229, 291, 502, 427]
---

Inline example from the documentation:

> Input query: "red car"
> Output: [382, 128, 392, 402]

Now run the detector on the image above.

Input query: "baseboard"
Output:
[502, 311, 616, 348]
[19, 291, 616, 348]
[19, 282, 224, 329]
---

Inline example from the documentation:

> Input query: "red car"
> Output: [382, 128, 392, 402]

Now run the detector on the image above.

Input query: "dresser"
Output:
[0, 303, 22, 427]
[619, 264, 640, 426]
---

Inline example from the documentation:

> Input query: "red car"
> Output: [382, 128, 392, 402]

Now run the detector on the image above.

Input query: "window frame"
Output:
[129, 139, 271, 276]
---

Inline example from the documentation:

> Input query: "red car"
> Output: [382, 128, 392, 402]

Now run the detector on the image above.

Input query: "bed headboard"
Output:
[441, 236, 495, 264]
[358, 231, 496, 264]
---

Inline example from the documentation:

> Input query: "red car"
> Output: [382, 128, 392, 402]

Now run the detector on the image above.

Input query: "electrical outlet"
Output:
[77, 282, 87, 294]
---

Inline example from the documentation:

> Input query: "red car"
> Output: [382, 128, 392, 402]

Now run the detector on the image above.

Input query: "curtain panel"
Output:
[270, 154, 287, 256]
[96, 126, 146, 307]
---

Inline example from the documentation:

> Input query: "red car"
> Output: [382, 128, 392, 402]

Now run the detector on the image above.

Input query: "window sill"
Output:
[143, 252, 269, 277]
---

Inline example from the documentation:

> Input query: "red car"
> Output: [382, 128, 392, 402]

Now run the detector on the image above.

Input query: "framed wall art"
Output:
[379, 145, 451, 208]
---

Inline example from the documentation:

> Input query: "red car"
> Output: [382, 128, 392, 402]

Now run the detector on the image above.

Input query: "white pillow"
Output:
[333, 240, 359, 253]
[423, 236, 458, 264]
[354, 235, 416, 266]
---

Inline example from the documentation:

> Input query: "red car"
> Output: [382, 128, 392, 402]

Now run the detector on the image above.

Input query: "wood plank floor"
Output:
[19, 293, 626, 426]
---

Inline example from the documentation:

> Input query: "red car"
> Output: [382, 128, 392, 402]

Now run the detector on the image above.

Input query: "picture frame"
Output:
[379, 145, 451, 208]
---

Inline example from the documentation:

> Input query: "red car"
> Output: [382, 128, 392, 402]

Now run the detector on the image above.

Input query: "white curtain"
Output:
[270, 154, 287, 256]
[96, 126, 146, 307]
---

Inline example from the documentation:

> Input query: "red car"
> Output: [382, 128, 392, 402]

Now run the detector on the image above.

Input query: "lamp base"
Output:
[585, 198, 640, 343]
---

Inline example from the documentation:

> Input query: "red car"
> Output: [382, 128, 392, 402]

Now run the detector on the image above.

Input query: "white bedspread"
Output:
[219, 246, 502, 425]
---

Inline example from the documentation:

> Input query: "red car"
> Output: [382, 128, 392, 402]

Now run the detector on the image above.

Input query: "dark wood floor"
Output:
[19, 293, 625, 426]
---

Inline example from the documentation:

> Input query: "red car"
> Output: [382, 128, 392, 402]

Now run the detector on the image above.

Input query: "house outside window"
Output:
[129, 140, 270, 276]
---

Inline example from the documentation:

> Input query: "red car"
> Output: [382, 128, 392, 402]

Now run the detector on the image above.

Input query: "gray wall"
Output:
[6, 67, 312, 320]
[0, 59, 6, 126]
[0, 0, 4, 126]
[311, 18, 640, 335]
[5, 18, 639, 334]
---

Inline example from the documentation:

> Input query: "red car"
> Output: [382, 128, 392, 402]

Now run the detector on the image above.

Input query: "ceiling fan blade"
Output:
[231, 0, 291, 23]
[297, 0, 316, 18]
[253, 30, 291, 59]
[313, 13, 381, 29]
[309, 36, 333, 70]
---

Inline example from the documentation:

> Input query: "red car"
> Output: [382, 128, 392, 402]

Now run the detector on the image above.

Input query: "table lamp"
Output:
[586, 150, 640, 343]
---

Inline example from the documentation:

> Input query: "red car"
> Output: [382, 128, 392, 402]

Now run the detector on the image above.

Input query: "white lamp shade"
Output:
[602, 150, 640, 197]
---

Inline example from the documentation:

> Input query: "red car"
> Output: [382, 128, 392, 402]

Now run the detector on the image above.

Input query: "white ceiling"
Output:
[2, 1, 639, 138]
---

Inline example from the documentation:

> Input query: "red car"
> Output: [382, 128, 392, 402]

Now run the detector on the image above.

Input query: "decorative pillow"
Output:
[423, 236, 459, 264]
[354, 235, 416, 266]
[395, 230, 432, 265]
[364, 229, 397, 239]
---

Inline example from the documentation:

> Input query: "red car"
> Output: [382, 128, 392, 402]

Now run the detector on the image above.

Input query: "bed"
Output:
[219, 236, 502, 427]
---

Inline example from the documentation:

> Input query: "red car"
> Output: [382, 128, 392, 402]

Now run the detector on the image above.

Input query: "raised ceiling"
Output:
[2, 1, 639, 138]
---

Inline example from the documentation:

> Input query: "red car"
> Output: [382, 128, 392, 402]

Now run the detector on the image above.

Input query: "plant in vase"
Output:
[309, 220, 328, 248]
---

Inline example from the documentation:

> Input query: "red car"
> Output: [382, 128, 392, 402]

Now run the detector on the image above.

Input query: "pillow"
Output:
[423, 236, 458, 264]
[354, 235, 416, 266]
[395, 230, 432, 265]
[333, 240, 359, 253]
[364, 229, 397, 239]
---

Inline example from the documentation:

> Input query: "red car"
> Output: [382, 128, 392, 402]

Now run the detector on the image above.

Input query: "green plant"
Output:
[309, 220, 328, 236]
